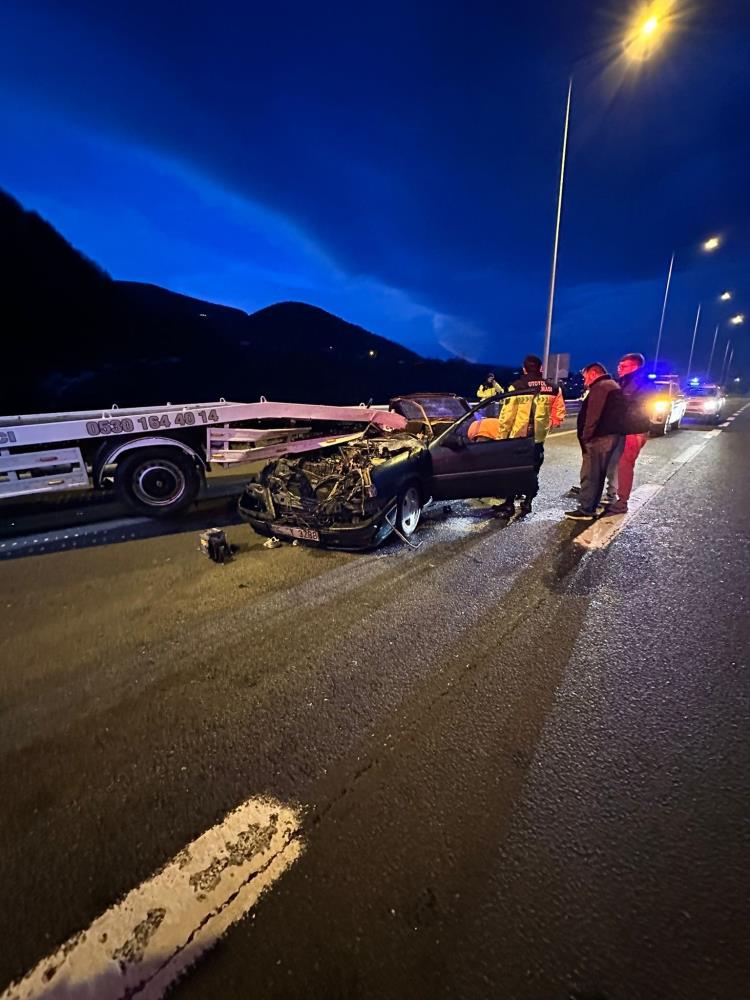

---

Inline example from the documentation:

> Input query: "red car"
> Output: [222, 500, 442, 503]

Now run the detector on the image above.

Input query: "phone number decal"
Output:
[85, 409, 220, 437]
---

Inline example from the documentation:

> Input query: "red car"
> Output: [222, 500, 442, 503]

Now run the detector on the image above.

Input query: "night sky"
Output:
[1, 0, 748, 376]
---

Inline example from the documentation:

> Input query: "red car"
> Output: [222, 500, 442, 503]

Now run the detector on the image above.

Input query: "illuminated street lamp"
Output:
[730, 314, 745, 326]
[542, 3, 673, 373]
[623, 5, 670, 62]
[654, 235, 723, 371]
[719, 291, 732, 301]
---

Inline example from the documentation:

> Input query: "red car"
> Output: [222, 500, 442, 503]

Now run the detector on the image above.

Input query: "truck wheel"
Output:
[115, 449, 201, 517]
[397, 483, 422, 537]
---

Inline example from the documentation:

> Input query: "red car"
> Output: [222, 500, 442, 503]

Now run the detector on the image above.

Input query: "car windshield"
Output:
[394, 395, 470, 422]
[687, 387, 719, 397]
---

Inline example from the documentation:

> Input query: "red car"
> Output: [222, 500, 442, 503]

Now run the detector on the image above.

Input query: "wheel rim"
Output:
[400, 486, 421, 535]
[132, 459, 187, 507]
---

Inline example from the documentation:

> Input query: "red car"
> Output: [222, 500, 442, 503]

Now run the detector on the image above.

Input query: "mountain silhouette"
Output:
[1, 188, 512, 414]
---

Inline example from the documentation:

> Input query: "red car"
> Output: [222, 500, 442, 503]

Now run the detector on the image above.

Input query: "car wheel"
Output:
[397, 483, 422, 537]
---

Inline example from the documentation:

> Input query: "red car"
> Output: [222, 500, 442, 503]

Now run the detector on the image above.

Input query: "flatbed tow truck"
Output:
[0, 399, 406, 517]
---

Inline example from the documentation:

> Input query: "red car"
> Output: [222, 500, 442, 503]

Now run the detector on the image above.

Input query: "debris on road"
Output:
[263, 536, 283, 549]
[198, 528, 236, 564]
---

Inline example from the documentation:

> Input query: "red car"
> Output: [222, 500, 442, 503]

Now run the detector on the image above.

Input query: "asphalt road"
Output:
[0, 406, 748, 1000]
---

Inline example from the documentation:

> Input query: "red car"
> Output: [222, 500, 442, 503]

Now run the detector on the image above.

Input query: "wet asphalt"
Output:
[0, 407, 747, 1000]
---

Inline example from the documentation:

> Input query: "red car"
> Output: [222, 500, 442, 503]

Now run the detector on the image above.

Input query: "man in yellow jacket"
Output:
[495, 354, 565, 516]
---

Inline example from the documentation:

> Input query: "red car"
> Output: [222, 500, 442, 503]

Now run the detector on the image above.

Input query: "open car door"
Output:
[427, 392, 537, 501]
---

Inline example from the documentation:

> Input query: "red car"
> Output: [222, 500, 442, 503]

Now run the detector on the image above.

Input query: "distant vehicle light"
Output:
[647, 373, 657, 380]
[690, 377, 700, 385]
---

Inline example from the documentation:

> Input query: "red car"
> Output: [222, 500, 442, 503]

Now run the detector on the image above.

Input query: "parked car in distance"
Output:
[237, 391, 539, 550]
[649, 378, 688, 435]
[684, 383, 726, 424]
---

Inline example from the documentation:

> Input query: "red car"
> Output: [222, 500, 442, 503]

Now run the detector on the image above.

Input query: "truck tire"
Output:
[115, 448, 201, 517]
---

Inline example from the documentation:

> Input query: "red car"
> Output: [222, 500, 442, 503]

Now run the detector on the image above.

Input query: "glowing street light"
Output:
[719, 291, 732, 301]
[730, 314, 745, 326]
[654, 234, 724, 370]
[623, 3, 673, 62]
[542, 2, 676, 373]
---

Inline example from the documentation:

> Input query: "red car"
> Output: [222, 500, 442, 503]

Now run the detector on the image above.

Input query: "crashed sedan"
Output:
[238, 392, 538, 549]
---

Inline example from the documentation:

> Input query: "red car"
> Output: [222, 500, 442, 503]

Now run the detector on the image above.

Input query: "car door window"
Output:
[428, 392, 537, 500]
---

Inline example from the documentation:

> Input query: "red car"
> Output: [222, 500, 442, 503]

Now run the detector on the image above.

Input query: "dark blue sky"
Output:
[1, 0, 748, 376]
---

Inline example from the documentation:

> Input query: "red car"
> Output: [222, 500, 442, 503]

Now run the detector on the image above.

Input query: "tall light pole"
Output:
[706, 323, 720, 380]
[720, 340, 732, 385]
[542, 6, 674, 372]
[653, 235, 721, 373]
[686, 303, 701, 380]
[653, 252, 674, 371]
[542, 78, 572, 375]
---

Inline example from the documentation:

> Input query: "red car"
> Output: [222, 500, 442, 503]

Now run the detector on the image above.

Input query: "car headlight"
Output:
[703, 401, 717, 412]
[653, 401, 668, 415]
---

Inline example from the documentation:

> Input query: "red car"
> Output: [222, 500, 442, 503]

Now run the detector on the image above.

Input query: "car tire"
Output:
[115, 448, 201, 518]
[396, 483, 422, 537]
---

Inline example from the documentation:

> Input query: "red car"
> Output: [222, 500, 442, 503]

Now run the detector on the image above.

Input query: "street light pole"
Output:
[653, 251, 675, 372]
[706, 323, 720, 380]
[720, 340, 732, 385]
[686, 303, 701, 380]
[542, 77, 572, 375]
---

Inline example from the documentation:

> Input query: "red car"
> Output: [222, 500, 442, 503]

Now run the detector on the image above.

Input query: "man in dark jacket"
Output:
[603, 352, 651, 514]
[565, 363, 625, 520]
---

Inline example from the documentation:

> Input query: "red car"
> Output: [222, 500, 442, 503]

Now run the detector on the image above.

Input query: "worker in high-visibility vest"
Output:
[495, 354, 565, 517]
[476, 373, 504, 400]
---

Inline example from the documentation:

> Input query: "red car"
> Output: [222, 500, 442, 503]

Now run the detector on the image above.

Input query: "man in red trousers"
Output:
[604, 352, 652, 515]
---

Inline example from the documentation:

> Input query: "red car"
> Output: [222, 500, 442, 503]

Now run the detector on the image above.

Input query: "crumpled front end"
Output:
[238, 435, 425, 549]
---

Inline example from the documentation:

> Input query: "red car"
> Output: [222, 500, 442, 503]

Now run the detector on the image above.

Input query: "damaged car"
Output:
[237, 392, 539, 549]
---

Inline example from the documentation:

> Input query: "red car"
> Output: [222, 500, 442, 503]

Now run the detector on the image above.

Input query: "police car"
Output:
[684, 382, 726, 425]
[647, 377, 688, 435]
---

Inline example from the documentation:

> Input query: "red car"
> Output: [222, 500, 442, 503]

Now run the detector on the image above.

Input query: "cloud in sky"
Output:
[1, 0, 749, 372]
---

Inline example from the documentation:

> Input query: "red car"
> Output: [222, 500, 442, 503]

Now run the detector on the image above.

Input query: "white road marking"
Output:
[575, 425, 724, 551]
[574, 484, 661, 550]
[2, 797, 303, 1000]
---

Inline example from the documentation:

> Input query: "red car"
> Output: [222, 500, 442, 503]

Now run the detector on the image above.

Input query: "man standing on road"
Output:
[565, 363, 625, 521]
[603, 352, 652, 515]
[494, 354, 565, 517]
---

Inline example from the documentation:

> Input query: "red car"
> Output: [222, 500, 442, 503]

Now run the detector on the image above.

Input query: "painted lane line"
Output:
[2, 797, 303, 1000]
[574, 484, 661, 550]
[575, 425, 723, 551]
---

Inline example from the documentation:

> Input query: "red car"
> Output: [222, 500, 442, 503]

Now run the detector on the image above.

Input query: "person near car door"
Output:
[565, 363, 625, 521]
[602, 352, 652, 515]
[494, 354, 566, 516]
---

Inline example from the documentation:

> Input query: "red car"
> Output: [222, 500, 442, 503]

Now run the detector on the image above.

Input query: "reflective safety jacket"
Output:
[467, 417, 503, 441]
[476, 381, 504, 400]
[497, 373, 566, 443]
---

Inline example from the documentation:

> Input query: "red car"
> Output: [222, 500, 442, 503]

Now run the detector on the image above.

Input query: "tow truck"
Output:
[0, 399, 406, 518]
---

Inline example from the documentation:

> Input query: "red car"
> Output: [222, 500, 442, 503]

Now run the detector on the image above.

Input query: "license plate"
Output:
[272, 524, 320, 542]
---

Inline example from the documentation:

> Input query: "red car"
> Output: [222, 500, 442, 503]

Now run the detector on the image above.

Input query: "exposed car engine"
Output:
[241, 435, 422, 530]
